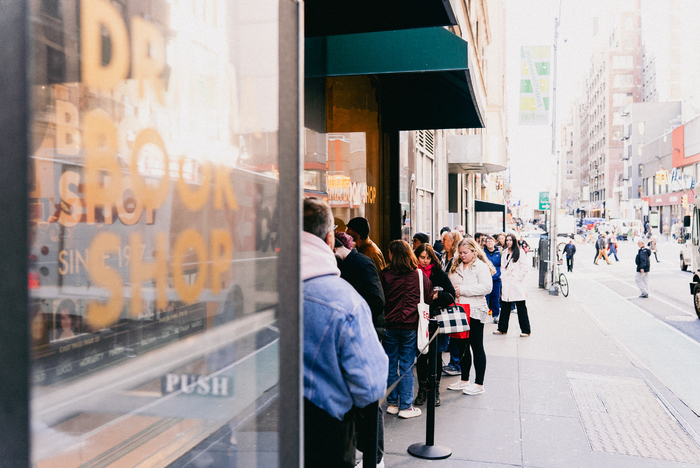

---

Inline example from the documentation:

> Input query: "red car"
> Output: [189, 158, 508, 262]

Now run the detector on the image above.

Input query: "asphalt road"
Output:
[570, 239, 700, 341]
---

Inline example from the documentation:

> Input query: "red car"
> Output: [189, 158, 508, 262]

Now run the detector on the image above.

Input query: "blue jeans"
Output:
[383, 328, 417, 410]
[486, 279, 501, 319]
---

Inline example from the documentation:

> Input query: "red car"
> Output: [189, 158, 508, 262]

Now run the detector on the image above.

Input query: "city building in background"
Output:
[621, 102, 682, 220]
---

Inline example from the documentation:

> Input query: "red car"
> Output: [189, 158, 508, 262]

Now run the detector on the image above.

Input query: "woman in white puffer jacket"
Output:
[494, 233, 531, 337]
[446, 238, 495, 396]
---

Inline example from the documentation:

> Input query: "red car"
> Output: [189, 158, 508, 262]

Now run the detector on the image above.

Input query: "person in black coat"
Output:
[334, 233, 385, 331]
[334, 232, 387, 466]
[414, 243, 456, 407]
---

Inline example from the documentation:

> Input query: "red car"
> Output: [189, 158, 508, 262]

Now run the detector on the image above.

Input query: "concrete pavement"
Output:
[379, 275, 700, 467]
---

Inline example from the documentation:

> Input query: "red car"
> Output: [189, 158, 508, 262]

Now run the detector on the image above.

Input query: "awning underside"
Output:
[306, 27, 484, 131]
[304, 0, 457, 37]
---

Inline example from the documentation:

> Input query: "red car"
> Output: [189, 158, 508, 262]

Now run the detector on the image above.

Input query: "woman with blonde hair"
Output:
[440, 230, 464, 376]
[446, 238, 495, 395]
[380, 240, 433, 419]
[440, 230, 463, 272]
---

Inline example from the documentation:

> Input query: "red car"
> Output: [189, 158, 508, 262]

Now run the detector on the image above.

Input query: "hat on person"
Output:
[413, 232, 430, 244]
[439, 226, 451, 235]
[335, 231, 354, 250]
[346, 217, 370, 239]
[334, 217, 346, 232]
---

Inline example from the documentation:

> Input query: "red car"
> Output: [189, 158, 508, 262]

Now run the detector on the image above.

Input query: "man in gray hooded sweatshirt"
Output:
[302, 197, 388, 468]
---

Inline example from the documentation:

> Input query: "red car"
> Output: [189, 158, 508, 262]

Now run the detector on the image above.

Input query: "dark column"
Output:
[389, 131, 402, 243]
[0, 0, 30, 465]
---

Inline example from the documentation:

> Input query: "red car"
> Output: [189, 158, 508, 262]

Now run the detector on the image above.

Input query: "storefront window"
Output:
[303, 76, 381, 243]
[28, 0, 280, 466]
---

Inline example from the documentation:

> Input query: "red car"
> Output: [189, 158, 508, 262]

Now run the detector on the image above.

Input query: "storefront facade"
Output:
[0, 0, 488, 466]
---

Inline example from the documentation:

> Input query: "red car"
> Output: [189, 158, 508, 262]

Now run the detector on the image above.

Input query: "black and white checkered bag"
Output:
[436, 305, 470, 334]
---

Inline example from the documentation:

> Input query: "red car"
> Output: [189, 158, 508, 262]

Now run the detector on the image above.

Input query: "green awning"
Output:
[306, 27, 484, 130]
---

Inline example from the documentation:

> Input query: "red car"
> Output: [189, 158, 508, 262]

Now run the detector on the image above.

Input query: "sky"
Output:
[505, 0, 619, 214]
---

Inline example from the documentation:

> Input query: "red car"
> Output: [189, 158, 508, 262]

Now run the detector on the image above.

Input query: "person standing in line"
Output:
[483, 236, 502, 324]
[595, 234, 611, 265]
[334, 232, 385, 334]
[454, 225, 466, 237]
[413, 244, 455, 407]
[380, 240, 433, 419]
[607, 234, 619, 262]
[440, 230, 462, 273]
[563, 239, 576, 272]
[440, 230, 464, 376]
[433, 226, 451, 259]
[494, 234, 531, 337]
[333, 232, 386, 468]
[648, 236, 659, 262]
[445, 238, 494, 396]
[636, 239, 651, 298]
[301, 198, 388, 468]
[412, 232, 430, 251]
[497, 233, 507, 251]
[346, 217, 386, 272]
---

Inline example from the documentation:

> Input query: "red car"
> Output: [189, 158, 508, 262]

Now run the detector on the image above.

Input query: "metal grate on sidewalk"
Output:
[567, 372, 700, 464]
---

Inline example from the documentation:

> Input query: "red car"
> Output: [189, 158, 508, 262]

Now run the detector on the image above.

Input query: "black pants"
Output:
[566, 256, 574, 272]
[498, 301, 531, 335]
[455, 320, 486, 385]
[416, 352, 442, 385]
[355, 404, 384, 464]
[304, 398, 355, 468]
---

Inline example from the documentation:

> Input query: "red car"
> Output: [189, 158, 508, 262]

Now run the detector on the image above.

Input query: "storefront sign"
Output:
[655, 169, 669, 185]
[643, 190, 695, 207]
[326, 175, 377, 206]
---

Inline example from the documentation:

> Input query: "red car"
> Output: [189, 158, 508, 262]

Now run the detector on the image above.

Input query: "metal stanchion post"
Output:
[408, 319, 451, 460]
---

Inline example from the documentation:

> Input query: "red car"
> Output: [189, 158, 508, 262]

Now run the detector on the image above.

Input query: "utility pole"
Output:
[548, 0, 563, 295]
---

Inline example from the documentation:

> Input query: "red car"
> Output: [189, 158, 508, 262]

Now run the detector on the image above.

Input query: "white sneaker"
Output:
[398, 407, 422, 419]
[386, 405, 399, 415]
[355, 458, 385, 468]
[447, 380, 471, 391]
[462, 384, 485, 395]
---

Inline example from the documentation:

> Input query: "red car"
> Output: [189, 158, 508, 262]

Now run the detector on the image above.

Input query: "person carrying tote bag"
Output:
[494, 233, 531, 337]
[380, 240, 433, 419]
[446, 238, 495, 396]
[413, 244, 456, 407]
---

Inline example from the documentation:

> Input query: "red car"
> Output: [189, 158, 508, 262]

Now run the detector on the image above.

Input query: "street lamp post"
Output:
[548, 0, 563, 295]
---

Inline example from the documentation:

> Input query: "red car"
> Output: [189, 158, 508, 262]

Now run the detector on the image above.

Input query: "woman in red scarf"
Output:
[413, 244, 456, 407]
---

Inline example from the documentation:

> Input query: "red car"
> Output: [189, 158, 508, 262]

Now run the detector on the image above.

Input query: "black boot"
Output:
[414, 380, 427, 406]
[435, 389, 441, 407]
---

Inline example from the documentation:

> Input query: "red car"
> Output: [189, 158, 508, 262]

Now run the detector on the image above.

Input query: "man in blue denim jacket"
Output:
[302, 198, 388, 468]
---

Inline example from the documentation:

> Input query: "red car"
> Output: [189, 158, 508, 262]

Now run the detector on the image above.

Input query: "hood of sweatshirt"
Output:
[301, 231, 340, 281]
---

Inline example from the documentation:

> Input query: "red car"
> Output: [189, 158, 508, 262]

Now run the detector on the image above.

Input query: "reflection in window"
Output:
[29, 0, 281, 466]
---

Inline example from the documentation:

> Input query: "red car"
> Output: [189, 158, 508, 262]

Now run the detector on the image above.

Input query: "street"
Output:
[568, 239, 700, 416]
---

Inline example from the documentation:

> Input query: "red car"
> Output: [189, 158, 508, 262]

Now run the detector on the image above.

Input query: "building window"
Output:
[613, 74, 634, 88]
[613, 93, 633, 107]
[612, 55, 633, 69]
[416, 131, 435, 237]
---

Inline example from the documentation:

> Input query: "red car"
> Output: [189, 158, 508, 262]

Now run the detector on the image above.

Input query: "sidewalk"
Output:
[380, 283, 700, 467]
